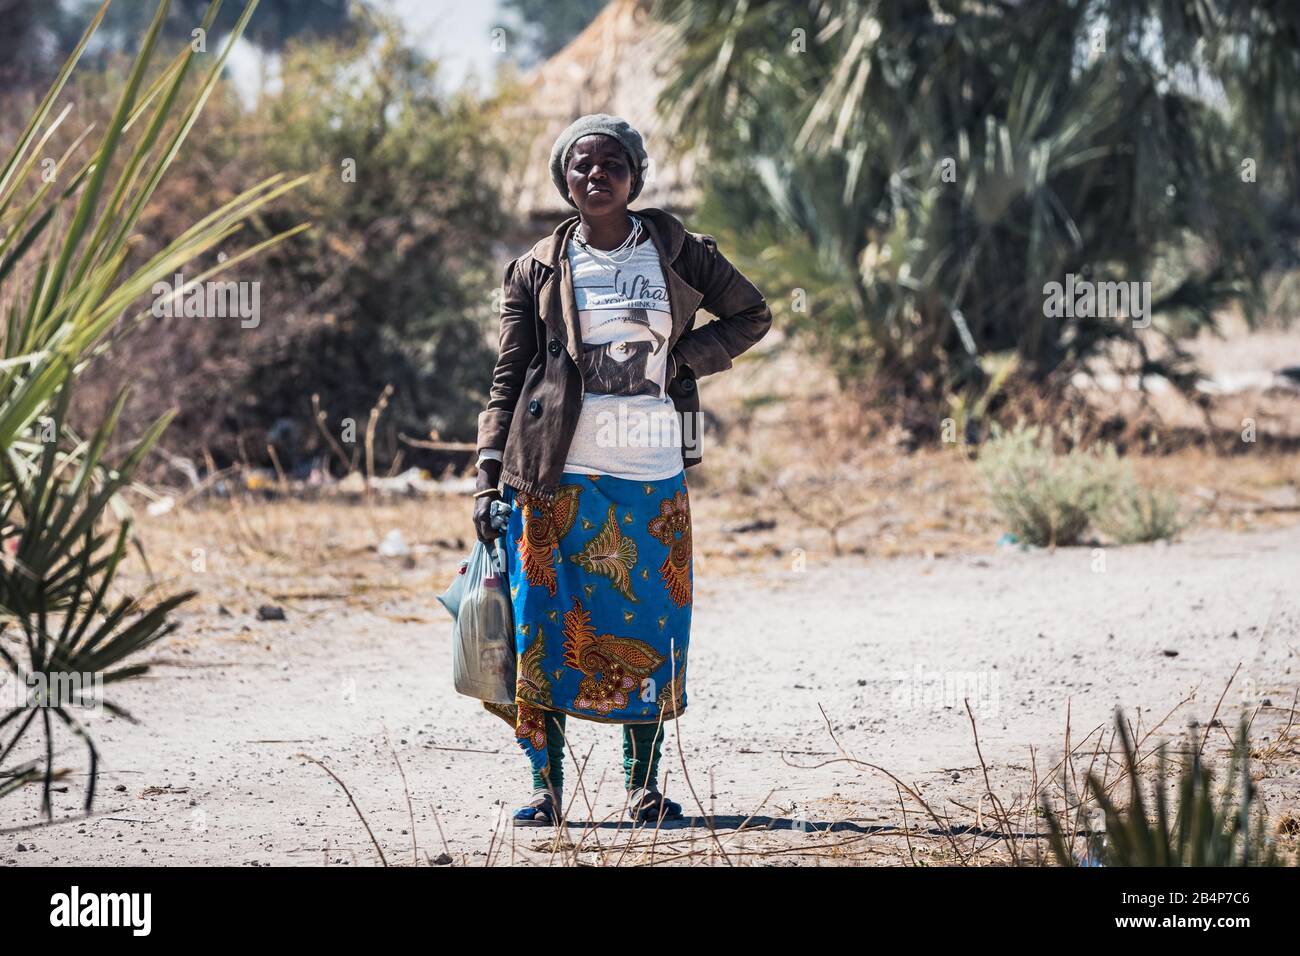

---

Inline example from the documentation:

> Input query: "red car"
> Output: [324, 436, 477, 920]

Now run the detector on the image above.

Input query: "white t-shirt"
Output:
[560, 231, 683, 480]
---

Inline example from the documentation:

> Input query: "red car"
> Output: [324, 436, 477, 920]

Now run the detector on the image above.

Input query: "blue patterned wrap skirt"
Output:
[481, 469, 692, 779]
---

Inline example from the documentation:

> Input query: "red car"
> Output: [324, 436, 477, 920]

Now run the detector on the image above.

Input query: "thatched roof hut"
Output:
[504, 0, 701, 235]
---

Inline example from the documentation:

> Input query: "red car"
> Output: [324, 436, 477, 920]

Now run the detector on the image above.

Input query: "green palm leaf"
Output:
[0, 0, 307, 818]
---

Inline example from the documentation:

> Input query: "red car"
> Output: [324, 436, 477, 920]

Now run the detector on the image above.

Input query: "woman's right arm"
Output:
[473, 256, 537, 541]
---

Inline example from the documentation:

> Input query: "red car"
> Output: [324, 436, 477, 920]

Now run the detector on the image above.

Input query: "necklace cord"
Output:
[575, 214, 643, 265]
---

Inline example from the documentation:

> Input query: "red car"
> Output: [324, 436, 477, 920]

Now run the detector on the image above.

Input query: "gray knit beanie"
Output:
[549, 113, 649, 208]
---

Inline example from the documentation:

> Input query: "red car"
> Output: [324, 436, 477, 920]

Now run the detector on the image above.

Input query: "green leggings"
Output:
[530, 712, 665, 793]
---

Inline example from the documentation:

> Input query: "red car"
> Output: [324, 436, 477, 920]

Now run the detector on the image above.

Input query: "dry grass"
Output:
[120, 329, 1300, 582]
[121, 439, 1299, 603]
[88, 339, 1300, 866]
[108, 469, 1300, 868]
[657, 336, 1300, 567]
[241, 666, 1300, 868]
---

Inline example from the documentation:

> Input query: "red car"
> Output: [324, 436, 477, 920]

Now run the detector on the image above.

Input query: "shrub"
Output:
[659, 0, 1300, 416]
[1099, 477, 1185, 544]
[1044, 709, 1288, 867]
[0, 0, 303, 817]
[975, 422, 1124, 547]
[62, 7, 511, 476]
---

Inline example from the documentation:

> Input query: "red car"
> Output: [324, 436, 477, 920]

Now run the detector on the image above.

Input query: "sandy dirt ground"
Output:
[3, 496, 1298, 867]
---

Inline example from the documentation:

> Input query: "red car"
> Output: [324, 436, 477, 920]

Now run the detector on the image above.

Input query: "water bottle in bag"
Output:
[437, 538, 516, 704]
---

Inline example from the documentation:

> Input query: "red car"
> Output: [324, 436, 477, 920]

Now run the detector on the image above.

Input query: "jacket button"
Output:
[681, 378, 695, 393]
[548, 339, 562, 356]
[528, 399, 542, 416]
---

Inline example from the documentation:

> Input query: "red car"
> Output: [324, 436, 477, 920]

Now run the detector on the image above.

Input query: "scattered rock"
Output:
[257, 605, 287, 622]
[378, 530, 410, 558]
[432, 852, 453, 866]
[1162, 649, 1179, 657]
[722, 518, 777, 534]
[146, 496, 175, 517]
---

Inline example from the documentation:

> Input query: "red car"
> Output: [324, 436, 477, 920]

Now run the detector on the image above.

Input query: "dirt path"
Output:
[4, 518, 1298, 866]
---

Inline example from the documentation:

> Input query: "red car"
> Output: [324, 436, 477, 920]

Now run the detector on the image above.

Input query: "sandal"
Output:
[627, 786, 684, 825]
[513, 788, 562, 827]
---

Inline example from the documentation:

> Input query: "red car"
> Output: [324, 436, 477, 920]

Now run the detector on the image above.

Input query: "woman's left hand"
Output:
[473, 460, 503, 544]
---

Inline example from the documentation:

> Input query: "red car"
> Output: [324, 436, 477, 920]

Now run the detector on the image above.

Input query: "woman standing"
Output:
[471, 114, 772, 827]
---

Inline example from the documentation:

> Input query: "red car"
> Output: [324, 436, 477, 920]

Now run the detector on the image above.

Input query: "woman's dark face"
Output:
[565, 134, 635, 216]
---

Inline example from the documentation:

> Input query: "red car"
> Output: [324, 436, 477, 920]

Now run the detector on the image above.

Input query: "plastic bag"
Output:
[437, 537, 516, 704]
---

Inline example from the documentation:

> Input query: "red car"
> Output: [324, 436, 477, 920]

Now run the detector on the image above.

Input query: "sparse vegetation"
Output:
[58, 6, 511, 478]
[975, 420, 1189, 547]
[1044, 709, 1287, 867]
[1099, 477, 1186, 544]
[975, 421, 1126, 547]
[0, 0, 303, 817]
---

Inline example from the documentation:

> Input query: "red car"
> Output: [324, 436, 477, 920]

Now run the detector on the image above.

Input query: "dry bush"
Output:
[975, 421, 1127, 547]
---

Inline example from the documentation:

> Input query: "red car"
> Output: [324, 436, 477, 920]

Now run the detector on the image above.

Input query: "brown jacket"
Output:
[477, 207, 772, 501]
